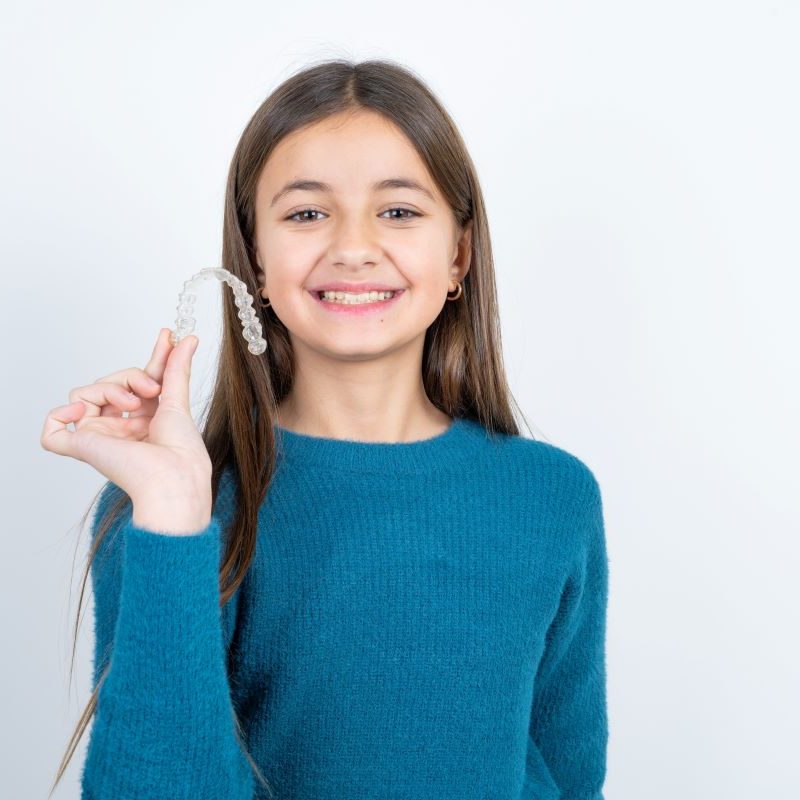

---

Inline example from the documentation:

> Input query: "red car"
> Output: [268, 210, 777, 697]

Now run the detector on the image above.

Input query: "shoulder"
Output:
[491, 431, 605, 550]
[498, 432, 601, 502]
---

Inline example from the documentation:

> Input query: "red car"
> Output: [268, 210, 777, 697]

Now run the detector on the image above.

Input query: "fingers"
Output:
[93, 329, 171, 389]
[158, 334, 198, 412]
[40, 400, 149, 462]
[67, 375, 158, 423]
[143, 328, 174, 385]
[40, 401, 88, 459]
[41, 329, 186, 461]
[90, 329, 169, 419]
[127, 328, 173, 419]
[126, 328, 173, 419]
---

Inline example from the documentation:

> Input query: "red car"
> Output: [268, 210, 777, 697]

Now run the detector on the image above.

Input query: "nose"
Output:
[326, 214, 382, 268]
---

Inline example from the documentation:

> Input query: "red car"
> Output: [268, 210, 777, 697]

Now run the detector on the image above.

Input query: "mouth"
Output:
[308, 288, 405, 316]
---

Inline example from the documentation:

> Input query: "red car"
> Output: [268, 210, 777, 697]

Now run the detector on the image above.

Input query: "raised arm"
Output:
[80, 482, 256, 799]
[528, 473, 610, 800]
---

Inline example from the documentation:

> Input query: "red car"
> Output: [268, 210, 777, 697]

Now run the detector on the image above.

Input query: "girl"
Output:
[42, 58, 609, 799]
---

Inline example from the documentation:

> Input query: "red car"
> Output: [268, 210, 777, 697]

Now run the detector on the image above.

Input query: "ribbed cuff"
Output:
[102, 516, 224, 707]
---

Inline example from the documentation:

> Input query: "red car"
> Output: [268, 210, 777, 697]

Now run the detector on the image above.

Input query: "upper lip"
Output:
[308, 283, 405, 293]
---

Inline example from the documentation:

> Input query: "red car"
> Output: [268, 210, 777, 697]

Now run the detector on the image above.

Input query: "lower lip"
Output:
[309, 290, 405, 315]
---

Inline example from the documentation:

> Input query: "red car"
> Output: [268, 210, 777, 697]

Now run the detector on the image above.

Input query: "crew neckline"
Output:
[272, 415, 494, 474]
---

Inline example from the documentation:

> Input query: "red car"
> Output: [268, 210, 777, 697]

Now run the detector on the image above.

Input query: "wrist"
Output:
[132, 490, 212, 537]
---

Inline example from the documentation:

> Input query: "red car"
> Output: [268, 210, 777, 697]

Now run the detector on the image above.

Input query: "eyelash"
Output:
[285, 207, 421, 224]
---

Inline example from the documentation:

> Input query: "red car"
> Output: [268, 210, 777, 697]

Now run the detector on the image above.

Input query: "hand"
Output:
[40, 329, 212, 527]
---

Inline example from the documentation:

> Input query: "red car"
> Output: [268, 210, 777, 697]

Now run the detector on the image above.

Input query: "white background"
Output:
[2, 1, 798, 797]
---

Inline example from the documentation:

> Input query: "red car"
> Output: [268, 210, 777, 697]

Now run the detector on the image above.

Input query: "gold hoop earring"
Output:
[446, 281, 463, 301]
[259, 295, 271, 308]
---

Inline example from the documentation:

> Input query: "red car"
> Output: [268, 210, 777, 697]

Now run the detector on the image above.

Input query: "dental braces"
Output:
[169, 268, 268, 356]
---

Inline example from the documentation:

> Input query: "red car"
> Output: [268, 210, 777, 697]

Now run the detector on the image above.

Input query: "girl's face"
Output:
[253, 109, 472, 363]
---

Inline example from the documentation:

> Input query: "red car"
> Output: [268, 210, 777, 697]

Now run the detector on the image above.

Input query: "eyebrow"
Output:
[270, 177, 436, 207]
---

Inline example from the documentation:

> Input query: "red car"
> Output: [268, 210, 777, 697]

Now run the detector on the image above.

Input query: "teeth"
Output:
[320, 290, 396, 304]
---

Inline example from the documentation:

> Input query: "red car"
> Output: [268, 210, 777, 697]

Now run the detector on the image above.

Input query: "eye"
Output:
[285, 208, 328, 223]
[380, 207, 420, 222]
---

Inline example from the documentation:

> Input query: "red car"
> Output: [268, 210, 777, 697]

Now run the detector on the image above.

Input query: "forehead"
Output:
[256, 110, 442, 204]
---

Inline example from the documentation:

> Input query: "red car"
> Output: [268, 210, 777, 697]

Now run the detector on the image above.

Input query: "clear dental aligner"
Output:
[169, 268, 268, 356]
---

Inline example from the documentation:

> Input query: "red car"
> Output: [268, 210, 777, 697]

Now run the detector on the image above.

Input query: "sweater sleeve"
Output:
[528, 473, 610, 800]
[80, 482, 256, 799]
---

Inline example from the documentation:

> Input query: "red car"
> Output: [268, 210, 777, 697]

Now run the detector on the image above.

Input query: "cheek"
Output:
[258, 240, 312, 294]
[393, 230, 453, 280]
[397, 252, 451, 297]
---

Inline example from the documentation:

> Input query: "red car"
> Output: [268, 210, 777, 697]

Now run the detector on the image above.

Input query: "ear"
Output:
[254, 245, 266, 279]
[254, 252, 269, 300]
[451, 218, 473, 283]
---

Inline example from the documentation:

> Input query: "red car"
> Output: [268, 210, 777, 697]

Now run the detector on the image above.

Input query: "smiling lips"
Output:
[308, 282, 404, 293]
[309, 288, 405, 315]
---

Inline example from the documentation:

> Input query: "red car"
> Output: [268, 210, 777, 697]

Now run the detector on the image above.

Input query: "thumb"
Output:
[159, 334, 198, 411]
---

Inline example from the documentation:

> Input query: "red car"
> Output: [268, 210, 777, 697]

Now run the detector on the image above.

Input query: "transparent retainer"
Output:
[169, 268, 267, 356]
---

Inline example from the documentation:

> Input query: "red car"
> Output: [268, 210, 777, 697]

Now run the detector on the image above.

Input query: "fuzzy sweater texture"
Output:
[80, 416, 609, 799]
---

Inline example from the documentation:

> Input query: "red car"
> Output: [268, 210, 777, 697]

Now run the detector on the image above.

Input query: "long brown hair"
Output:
[51, 56, 532, 796]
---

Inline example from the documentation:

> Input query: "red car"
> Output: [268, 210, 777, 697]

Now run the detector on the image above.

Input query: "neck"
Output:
[275, 399, 454, 445]
[271, 415, 496, 475]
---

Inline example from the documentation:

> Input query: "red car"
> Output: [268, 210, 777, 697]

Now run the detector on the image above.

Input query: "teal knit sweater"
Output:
[81, 416, 609, 799]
